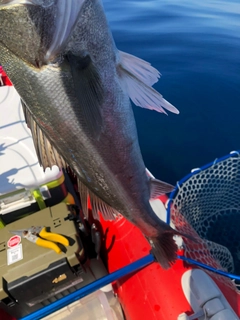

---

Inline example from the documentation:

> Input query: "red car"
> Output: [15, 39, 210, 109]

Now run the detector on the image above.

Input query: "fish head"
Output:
[0, 0, 54, 8]
[0, 0, 58, 68]
[0, 0, 84, 67]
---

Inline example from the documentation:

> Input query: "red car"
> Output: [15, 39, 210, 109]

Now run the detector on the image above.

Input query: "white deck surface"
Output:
[0, 86, 60, 195]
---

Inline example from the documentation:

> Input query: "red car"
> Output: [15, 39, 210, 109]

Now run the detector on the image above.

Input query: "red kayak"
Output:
[0, 66, 12, 86]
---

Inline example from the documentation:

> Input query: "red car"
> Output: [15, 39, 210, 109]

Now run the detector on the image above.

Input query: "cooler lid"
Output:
[0, 86, 61, 195]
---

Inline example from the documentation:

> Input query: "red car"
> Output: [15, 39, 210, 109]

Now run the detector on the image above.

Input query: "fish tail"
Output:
[149, 231, 178, 269]
[150, 229, 197, 269]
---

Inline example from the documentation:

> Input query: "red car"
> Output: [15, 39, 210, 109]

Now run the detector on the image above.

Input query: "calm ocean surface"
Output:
[104, 0, 240, 184]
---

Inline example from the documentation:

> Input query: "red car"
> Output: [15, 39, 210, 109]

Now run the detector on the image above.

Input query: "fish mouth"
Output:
[0, 0, 54, 9]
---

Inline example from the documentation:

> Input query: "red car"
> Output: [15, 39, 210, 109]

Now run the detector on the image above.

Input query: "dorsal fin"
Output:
[21, 100, 67, 170]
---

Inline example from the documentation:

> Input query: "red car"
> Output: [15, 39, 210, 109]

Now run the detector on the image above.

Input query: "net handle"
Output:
[178, 255, 240, 281]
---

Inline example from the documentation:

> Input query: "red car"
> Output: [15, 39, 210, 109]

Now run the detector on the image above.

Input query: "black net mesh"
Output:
[169, 152, 240, 291]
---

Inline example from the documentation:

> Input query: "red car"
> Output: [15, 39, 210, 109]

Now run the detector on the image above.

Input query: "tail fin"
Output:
[149, 231, 178, 269]
[176, 230, 199, 243]
[150, 230, 198, 269]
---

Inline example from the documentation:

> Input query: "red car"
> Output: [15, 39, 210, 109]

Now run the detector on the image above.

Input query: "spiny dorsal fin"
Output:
[150, 177, 174, 199]
[21, 100, 67, 170]
[117, 51, 179, 115]
[67, 52, 104, 139]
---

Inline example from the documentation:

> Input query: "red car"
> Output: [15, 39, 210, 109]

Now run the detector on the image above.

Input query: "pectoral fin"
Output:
[118, 51, 179, 114]
[67, 52, 104, 139]
[119, 51, 161, 86]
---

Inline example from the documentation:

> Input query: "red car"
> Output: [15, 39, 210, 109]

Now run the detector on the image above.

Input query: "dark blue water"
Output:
[104, 0, 240, 184]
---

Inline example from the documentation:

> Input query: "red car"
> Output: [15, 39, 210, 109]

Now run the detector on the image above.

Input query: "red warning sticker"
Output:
[7, 235, 21, 248]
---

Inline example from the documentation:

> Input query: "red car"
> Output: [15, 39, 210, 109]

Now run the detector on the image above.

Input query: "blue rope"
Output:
[19, 254, 155, 320]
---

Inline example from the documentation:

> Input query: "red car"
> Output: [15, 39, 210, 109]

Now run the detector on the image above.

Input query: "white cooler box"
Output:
[0, 86, 75, 227]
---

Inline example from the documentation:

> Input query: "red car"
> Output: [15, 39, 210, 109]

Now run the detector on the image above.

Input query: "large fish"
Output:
[0, 0, 184, 268]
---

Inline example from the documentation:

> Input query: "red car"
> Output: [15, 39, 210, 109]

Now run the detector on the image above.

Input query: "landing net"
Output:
[167, 150, 240, 291]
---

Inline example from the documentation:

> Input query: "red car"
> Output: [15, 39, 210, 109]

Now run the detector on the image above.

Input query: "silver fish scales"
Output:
[0, 0, 190, 269]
